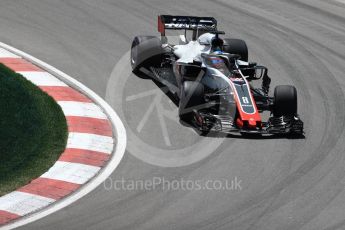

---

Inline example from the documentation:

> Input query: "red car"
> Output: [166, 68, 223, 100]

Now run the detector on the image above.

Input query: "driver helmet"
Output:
[210, 37, 224, 52]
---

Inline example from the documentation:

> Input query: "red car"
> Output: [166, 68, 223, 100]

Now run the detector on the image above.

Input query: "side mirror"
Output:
[252, 66, 268, 80]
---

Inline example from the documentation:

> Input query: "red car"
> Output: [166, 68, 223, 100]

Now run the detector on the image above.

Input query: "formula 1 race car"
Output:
[130, 15, 304, 135]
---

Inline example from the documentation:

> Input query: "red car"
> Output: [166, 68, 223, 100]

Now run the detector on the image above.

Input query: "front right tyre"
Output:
[273, 85, 298, 117]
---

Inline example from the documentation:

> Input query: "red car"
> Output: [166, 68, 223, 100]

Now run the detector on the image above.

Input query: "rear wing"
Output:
[158, 15, 217, 36]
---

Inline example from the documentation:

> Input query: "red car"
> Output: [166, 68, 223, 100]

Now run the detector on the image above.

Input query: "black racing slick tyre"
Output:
[131, 36, 163, 73]
[223, 38, 248, 62]
[273, 85, 298, 117]
[179, 81, 205, 121]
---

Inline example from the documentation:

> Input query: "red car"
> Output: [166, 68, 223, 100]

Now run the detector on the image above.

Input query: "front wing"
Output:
[193, 111, 304, 135]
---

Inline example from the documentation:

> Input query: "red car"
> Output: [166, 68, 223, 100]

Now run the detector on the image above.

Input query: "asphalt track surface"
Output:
[1, 0, 345, 229]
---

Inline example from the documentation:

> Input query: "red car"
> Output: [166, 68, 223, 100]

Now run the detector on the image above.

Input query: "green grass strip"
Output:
[0, 63, 67, 196]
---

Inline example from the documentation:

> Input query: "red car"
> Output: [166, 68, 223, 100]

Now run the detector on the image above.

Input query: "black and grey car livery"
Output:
[130, 15, 303, 135]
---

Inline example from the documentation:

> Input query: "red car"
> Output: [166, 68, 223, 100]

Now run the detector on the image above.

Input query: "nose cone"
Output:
[248, 118, 257, 128]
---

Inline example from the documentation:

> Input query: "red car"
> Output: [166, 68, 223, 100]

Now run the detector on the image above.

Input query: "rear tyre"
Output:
[131, 36, 163, 73]
[179, 81, 205, 121]
[273, 85, 298, 117]
[222, 38, 248, 62]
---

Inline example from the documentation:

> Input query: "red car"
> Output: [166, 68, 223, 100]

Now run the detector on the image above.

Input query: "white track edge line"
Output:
[0, 42, 127, 230]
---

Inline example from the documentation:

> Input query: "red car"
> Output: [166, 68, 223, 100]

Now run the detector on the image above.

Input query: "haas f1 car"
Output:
[130, 15, 304, 135]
